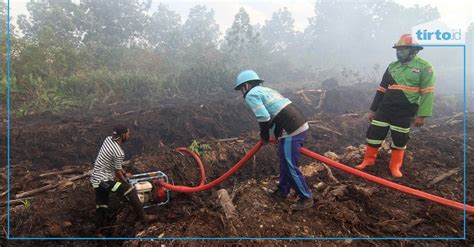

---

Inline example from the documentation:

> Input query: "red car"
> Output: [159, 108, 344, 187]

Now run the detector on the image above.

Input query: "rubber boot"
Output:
[94, 207, 113, 236]
[269, 188, 286, 202]
[355, 145, 379, 170]
[95, 207, 107, 229]
[389, 149, 404, 178]
[290, 198, 314, 211]
[128, 189, 159, 222]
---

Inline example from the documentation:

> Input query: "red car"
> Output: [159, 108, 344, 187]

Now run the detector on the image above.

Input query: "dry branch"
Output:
[299, 92, 312, 105]
[434, 112, 463, 122]
[400, 219, 424, 233]
[39, 168, 83, 177]
[15, 171, 91, 199]
[204, 137, 240, 143]
[322, 164, 339, 183]
[341, 113, 359, 117]
[0, 190, 8, 197]
[0, 197, 34, 207]
[81, 137, 97, 146]
[428, 168, 461, 188]
[309, 124, 343, 136]
[15, 184, 58, 200]
[252, 154, 257, 179]
[121, 110, 137, 115]
[331, 185, 348, 197]
[296, 89, 322, 94]
[315, 90, 326, 110]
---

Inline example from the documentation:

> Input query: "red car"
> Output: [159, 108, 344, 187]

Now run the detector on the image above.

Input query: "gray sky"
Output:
[8, 0, 474, 33]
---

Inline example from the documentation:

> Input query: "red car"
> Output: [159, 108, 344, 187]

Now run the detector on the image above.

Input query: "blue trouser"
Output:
[278, 131, 312, 199]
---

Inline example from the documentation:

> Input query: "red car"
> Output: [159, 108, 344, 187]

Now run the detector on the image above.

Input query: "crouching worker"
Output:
[234, 70, 313, 210]
[90, 125, 158, 232]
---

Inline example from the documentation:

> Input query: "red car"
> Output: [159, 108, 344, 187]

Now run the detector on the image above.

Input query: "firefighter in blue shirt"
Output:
[234, 70, 313, 210]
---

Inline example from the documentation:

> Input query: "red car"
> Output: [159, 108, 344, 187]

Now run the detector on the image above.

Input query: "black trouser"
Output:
[366, 103, 417, 150]
[93, 181, 133, 229]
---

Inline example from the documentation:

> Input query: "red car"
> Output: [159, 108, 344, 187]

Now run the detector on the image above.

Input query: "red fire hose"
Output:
[161, 141, 474, 214]
[160, 142, 263, 193]
[299, 147, 474, 214]
[175, 147, 206, 186]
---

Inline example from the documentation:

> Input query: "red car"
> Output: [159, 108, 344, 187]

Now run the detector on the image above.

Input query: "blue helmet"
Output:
[234, 70, 264, 90]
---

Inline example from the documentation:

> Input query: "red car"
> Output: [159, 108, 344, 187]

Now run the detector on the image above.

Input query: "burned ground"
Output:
[0, 84, 472, 246]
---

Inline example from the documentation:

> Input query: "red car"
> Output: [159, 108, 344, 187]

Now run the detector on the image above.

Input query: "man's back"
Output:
[90, 136, 124, 186]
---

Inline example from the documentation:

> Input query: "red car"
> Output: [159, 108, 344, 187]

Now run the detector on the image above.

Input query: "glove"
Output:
[259, 121, 270, 142]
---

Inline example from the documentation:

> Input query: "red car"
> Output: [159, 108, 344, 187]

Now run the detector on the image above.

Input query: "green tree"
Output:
[147, 3, 183, 55]
[224, 8, 262, 59]
[14, 0, 84, 82]
[0, 0, 7, 35]
[1, 0, 9, 78]
[261, 7, 296, 53]
[182, 5, 220, 49]
[17, 0, 83, 47]
[79, 0, 151, 47]
[0, 0, 9, 104]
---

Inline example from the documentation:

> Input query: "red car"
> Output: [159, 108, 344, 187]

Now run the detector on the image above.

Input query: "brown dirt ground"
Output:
[0, 84, 472, 246]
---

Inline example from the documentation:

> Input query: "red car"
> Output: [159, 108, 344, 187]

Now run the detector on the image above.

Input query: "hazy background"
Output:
[1, 0, 473, 115]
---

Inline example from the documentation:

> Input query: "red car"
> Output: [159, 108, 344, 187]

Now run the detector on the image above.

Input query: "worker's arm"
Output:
[245, 93, 271, 142]
[113, 153, 128, 184]
[369, 67, 392, 117]
[115, 169, 128, 184]
[416, 65, 435, 118]
[258, 121, 271, 142]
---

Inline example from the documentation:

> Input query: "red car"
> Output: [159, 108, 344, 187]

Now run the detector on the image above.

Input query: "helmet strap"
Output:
[242, 83, 253, 98]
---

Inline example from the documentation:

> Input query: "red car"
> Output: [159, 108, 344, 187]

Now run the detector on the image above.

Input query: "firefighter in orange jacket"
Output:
[355, 34, 435, 177]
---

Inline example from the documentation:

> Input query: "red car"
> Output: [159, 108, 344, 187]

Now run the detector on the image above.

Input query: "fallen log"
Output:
[216, 189, 242, 236]
[217, 189, 238, 220]
[15, 171, 91, 199]
[15, 184, 58, 200]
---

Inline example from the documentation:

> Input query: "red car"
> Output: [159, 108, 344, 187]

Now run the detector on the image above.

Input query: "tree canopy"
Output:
[1, 0, 470, 115]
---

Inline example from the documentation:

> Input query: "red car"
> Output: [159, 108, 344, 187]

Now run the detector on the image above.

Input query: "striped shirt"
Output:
[90, 136, 125, 187]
